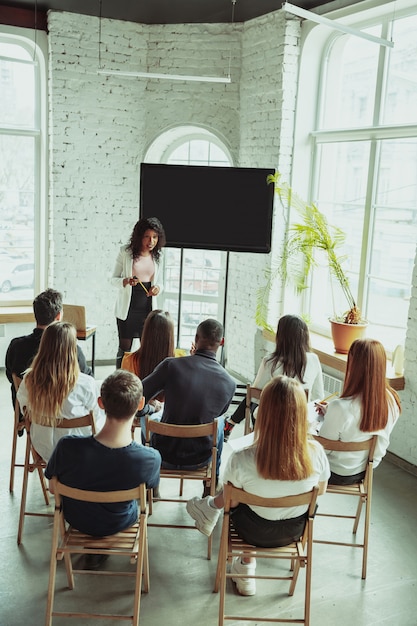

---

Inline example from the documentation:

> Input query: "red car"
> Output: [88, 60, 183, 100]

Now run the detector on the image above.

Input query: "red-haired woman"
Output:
[319, 338, 401, 485]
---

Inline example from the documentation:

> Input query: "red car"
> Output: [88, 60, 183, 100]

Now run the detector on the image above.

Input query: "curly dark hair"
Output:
[127, 217, 166, 262]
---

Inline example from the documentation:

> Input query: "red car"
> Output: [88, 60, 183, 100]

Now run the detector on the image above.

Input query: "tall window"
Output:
[306, 9, 417, 351]
[147, 127, 232, 348]
[0, 29, 46, 305]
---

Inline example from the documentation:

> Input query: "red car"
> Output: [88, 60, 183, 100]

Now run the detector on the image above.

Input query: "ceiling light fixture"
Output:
[97, 0, 236, 84]
[282, 2, 394, 48]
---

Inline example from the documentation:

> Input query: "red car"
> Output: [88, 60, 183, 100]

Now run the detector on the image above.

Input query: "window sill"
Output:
[262, 328, 404, 391]
[0, 306, 35, 324]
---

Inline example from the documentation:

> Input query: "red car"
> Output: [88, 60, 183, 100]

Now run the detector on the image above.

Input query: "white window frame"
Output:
[290, 0, 417, 348]
[0, 25, 48, 307]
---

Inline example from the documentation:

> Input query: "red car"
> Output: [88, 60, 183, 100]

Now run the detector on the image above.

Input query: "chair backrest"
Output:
[313, 435, 377, 463]
[223, 482, 319, 517]
[50, 478, 146, 506]
[56, 412, 96, 434]
[246, 385, 262, 404]
[146, 417, 218, 447]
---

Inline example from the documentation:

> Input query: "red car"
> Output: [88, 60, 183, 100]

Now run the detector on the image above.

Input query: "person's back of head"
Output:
[343, 338, 401, 431]
[100, 370, 143, 421]
[33, 288, 63, 326]
[271, 314, 310, 380]
[195, 318, 224, 351]
[138, 310, 175, 378]
[255, 376, 312, 480]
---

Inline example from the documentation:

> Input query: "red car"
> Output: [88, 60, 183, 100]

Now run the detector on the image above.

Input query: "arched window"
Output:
[144, 126, 232, 348]
[0, 26, 47, 304]
[293, 4, 417, 351]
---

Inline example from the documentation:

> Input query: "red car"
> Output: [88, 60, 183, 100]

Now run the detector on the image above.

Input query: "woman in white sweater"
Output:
[224, 314, 324, 440]
[318, 338, 401, 484]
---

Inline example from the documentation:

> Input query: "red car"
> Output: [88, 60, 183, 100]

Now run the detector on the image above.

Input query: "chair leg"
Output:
[9, 426, 18, 493]
[142, 523, 150, 593]
[353, 495, 364, 534]
[17, 437, 31, 545]
[45, 515, 60, 626]
[179, 478, 184, 497]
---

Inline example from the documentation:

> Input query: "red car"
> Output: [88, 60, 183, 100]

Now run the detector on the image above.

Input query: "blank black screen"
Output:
[139, 163, 275, 253]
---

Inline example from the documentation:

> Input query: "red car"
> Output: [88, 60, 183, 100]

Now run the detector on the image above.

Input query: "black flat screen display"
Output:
[139, 163, 275, 253]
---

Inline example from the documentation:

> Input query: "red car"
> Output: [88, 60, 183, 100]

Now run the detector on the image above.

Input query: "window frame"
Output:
[290, 0, 417, 349]
[0, 25, 48, 308]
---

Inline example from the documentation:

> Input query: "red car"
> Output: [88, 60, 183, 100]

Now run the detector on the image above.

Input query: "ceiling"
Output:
[1, 0, 361, 25]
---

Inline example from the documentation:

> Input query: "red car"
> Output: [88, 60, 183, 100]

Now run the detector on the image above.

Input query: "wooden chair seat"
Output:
[214, 482, 319, 625]
[313, 434, 377, 579]
[45, 480, 148, 626]
[145, 416, 218, 559]
[17, 411, 95, 545]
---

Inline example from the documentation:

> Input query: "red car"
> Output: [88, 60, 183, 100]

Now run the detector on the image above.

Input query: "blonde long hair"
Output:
[24, 322, 80, 426]
[342, 338, 401, 431]
[254, 376, 313, 480]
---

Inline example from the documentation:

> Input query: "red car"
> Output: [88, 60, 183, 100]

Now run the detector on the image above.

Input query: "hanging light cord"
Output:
[98, 0, 102, 70]
[228, 0, 237, 79]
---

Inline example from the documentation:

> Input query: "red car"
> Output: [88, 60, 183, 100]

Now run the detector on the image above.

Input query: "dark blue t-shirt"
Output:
[45, 435, 161, 536]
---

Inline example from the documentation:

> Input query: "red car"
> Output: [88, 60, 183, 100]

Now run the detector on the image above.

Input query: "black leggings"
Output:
[230, 503, 307, 548]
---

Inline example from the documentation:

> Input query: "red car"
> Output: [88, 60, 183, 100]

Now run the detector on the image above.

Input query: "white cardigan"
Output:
[110, 245, 164, 320]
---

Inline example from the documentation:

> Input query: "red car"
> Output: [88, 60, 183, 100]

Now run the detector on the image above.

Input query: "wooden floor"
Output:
[1, 365, 416, 626]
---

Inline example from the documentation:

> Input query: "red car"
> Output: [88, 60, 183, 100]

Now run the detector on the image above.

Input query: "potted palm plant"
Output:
[256, 172, 367, 353]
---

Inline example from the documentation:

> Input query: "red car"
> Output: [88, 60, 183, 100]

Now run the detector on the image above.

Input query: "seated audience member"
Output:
[318, 338, 401, 485]
[187, 376, 330, 596]
[224, 314, 324, 441]
[5, 288, 92, 411]
[142, 318, 236, 483]
[45, 370, 161, 538]
[17, 322, 98, 462]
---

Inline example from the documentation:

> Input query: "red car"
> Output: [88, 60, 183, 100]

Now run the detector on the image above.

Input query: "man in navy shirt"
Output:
[142, 319, 235, 482]
[46, 370, 161, 537]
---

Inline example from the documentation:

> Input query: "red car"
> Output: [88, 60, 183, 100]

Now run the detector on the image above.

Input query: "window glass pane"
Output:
[321, 28, 380, 129]
[0, 134, 35, 302]
[309, 141, 370, 328]
[189, 139, 209, 162]
[0, 45, 35, 127]
[169, 143, 189, 162]
[383, 14, 417, 125]
[366, 138, 417, 349]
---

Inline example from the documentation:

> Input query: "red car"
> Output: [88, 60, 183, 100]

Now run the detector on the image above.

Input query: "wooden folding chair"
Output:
[214, 483, 319, 626]
[313, 435, 377, 579]
[243, 385, 262, 435]
[145, 417, 218, 559]
[17, 412, 95, 545]
[45, 480, 149, 626]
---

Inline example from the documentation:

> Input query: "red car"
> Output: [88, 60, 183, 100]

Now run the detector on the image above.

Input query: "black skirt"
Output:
[230, 503, 307, 548]
[117, 282, 152, 340]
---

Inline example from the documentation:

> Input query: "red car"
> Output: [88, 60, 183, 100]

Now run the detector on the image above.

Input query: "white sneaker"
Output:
[230, 557, 256, 596]
[186, 496, 221, 537]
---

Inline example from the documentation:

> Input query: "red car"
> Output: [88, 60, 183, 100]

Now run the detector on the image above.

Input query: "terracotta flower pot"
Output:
[330, 319, 368, 354]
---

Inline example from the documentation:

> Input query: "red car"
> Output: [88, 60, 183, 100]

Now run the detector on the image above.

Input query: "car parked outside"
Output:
[0, 262, 34, 293]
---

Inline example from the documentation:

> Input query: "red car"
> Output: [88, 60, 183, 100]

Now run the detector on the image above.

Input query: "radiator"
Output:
[322, 373, 343, 397]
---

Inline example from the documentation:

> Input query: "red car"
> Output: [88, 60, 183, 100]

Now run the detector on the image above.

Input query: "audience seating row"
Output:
[10, 398, 376, 625]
